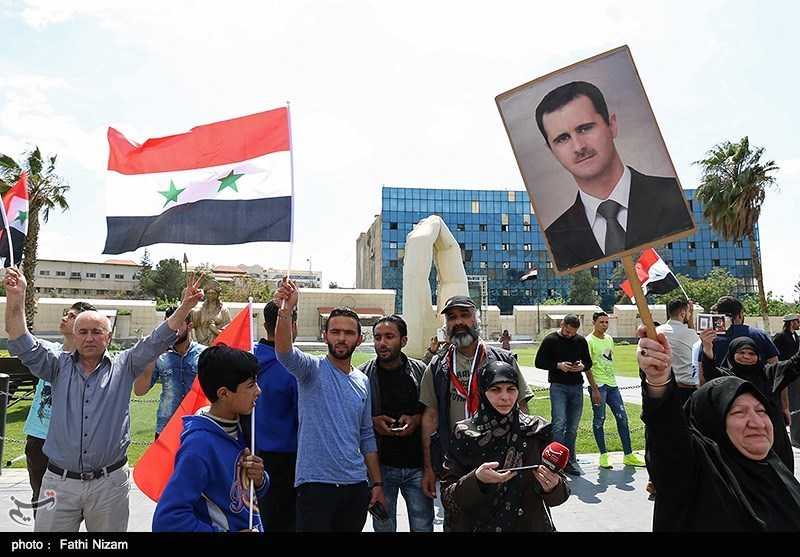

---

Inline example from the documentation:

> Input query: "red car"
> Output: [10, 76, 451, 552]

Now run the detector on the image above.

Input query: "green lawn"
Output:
[1, 343, 644, 469]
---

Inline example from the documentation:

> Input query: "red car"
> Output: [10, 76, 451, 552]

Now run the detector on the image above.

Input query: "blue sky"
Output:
[1, 0, 798, 299]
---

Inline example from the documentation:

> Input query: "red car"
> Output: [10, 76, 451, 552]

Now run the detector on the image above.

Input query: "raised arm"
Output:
[273, 276, 299, 355]
[3, 266, 28, 340]
[166, 273, 205, 331]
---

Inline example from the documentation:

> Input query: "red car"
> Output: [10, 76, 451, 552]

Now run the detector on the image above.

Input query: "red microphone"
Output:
[533, 442, 569, 496]
[541, 441, 570, 473]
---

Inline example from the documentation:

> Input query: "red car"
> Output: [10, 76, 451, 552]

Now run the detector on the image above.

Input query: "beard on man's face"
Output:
[448, 322, 480, 349]
[175, 327, 189, 346]
[327, 340, 357, 361]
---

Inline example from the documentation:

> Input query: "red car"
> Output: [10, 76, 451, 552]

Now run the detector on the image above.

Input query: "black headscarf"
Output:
[687, 376, 800, 530]
[721, 337, 764, 383]
[446, 361, 542, 532]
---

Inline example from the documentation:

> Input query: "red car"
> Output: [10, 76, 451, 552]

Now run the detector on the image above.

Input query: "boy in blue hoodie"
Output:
[153, 346, 270, 532]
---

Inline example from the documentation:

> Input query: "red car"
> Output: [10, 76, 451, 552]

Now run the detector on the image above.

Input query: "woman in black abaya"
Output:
[638, 332, 800, 531]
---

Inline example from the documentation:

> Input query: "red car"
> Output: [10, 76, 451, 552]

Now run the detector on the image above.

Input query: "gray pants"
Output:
[34, 466, 131, 532]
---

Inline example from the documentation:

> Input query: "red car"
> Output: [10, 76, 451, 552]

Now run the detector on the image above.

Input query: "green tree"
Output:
[694, 136, 778, 333]
[568, 269, 600, 305]
[740, 292, 798, 317]
[541, 293, 567, 306]
[224, 275, 274, 303]
[140, 258, 185, 301]
[0, 146, 70, 330]
[651, 268, 738, 313]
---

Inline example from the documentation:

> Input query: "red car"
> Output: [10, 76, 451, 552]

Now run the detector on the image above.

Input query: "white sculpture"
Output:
[402, 215, 469, 358]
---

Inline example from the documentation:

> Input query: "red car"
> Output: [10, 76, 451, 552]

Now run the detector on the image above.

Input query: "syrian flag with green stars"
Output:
[0, 171, 29, 268]
[103, 107, 292, 254]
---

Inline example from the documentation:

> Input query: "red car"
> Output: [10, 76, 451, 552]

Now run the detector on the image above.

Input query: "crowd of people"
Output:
[5, 264, 800, 533]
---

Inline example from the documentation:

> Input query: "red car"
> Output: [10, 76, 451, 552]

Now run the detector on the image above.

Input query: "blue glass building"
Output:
[356, 186, 758, 314]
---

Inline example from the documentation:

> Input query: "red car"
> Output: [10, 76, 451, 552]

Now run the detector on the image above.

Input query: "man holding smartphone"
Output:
[358, 315, 433, 532]
[534, 314, 594, 476]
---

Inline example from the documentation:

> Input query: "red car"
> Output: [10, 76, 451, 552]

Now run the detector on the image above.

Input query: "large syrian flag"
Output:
[133, 302, 254, 502]
[0, 172, 29, 268]
[620, 248, 680, 299]
[104, 107, 291, 254]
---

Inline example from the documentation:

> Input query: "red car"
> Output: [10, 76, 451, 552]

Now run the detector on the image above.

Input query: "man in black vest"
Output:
[418, 295, 533, 531]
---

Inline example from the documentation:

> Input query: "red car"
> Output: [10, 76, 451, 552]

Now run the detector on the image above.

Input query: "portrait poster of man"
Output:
[496, 45, 696, 275]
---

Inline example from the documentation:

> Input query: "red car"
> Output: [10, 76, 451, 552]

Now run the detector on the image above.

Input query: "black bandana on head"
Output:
[445, 361, 540, 532]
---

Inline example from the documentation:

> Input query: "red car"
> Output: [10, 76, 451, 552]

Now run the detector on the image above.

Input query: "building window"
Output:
[115, 274, 124, 279]
[501, 243, 510, 251]
[56, 271, 66, 277]
[712, 259, 720, 266]
[523, 243, 531, 251]
[101, 273, 110, 279]
[688, 260, 697, 267]
[86, 272, 96, 278]
[457, 223, 465, 231]
[508, 191, 516, 202]
[547, 289, 556, 297]
[502, 262, 510, 269]
[389, 241, 397, 249]
[479, 224, 487, 231]
[39, 270, 50, 276]
[70, 272, 81, 279]
[389, 222, 398, 230]
[546, 261, 553, 269]
[472, 201, 480, 213]
[524, 289, 532, 296]
[523, 223, 531, 232]
[734, 240, 743, 248]
[502, 289, 510, 296]
[501, 224, 509, 232]
[613, 261, 621, 268]
[480, 243, 487, 251]
[710, 241, 719, 248]
[389, 260, 398, 267]
[480, 261, 488, 269]
[687, 242, 695, 249]
[736, 259, 750, 266]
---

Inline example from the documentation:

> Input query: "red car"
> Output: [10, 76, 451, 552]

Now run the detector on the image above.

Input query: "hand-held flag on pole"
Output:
[103, 107, 291, 254]
[132, 305, 254, 502]
[520, 266, 538, 281]
[619, 248, 680, 299]
[0, 172, 29, 268]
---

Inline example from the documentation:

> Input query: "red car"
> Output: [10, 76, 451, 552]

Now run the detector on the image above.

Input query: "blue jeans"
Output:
[549, 383, 584, 462]
[373, 465, 433, 532]
[589, 384, 633, 454]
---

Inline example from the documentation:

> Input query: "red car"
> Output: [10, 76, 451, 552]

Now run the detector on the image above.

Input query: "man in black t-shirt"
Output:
[359, 315, 433, 532]
[534, 314, 595, 475]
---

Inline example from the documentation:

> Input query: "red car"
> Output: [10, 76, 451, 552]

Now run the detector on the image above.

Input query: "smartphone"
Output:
[573, 360, 582, 367]
[368, 501, 389, 522]
[496, 464, 540, 473]
[436, 328, 447, 342]
[389, 423, 408, 431]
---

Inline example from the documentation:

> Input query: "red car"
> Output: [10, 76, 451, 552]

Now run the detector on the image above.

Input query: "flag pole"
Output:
[621, 255, 657, 340]
[536, 272, 540, 337]
[248, 297, 256, 530]
[0, 172, 24, 268]
[281, 101, 296, 309]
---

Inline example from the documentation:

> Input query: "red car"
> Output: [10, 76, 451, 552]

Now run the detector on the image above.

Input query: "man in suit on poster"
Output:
[535, 80, 694, 272]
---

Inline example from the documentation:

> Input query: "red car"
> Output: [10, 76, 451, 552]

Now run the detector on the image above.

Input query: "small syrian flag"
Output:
[104, 107, 292, 254]
[620, 248, 680, 299]
[0, 172, 29, 268]
[520, 266, 538, 281]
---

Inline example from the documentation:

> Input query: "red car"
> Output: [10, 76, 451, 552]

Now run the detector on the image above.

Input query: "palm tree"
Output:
[0, 146, 70, 330]
[694, 136, 778, 333]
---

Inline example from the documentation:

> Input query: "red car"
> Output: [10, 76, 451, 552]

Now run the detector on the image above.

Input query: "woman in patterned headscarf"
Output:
[440, 361, 569, 532]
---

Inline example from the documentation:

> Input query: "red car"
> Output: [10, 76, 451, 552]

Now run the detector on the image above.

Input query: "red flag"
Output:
[620, 249, 680, 299]
[0, 172, 29, 267]
[132, 303, 254, 502]
[520, 266, 538, 281]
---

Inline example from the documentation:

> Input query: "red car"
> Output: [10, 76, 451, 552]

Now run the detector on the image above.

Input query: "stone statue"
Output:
[402, 215, 469, 359]
[191, 279, 232, 345]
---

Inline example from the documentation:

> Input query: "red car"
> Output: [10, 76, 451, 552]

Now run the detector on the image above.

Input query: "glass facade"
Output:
[377, 187, 758, 314]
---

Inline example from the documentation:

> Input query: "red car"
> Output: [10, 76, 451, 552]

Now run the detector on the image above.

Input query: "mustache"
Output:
[573, 148, 596, 163]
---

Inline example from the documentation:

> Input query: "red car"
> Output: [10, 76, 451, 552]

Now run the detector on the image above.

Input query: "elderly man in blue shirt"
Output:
[3, 266, 205, 533]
